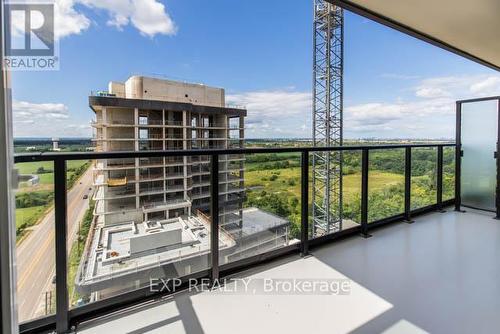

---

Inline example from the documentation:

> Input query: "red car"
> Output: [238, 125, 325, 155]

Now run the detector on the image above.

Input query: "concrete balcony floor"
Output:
[76, 208, 500, 334]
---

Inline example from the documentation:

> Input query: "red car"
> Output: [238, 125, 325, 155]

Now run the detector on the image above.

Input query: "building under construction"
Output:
[79, 76, 295, 299]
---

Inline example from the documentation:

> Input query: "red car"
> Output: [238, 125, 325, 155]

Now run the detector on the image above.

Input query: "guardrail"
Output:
[14, 143, 456, 333]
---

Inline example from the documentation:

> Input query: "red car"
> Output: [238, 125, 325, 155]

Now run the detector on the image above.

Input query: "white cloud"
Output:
[226, 73, 500, 139]
[79, 0, 176, 37]
[12, 74, 499, 139]
[55, 0, 91, 38]
[415, 87, 450, 98]
[130, 0, 177, 37]
[415, 75, 500, 99]
[227, 90, 311, 117]
[346, 103, 404, 125]
[227, 89, 311, 138]
[13, 100, 91, 137]
[26, 0, 178, 39]
[344, 98, 455, 137]
[13, 100, 69, 119]
[345, 74, 500, 138]
[470, 77, 500, 95]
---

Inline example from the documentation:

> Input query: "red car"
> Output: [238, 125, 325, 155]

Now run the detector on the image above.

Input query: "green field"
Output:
[15, 206, 47, 230]
[15, 160, 90, 240]
[241, 148, 455, 238]
[245, 167, 404, 200]
[17, 160, 89, 189]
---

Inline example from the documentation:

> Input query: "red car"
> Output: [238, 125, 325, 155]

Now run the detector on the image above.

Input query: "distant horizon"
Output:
[13, 136, 455, 141]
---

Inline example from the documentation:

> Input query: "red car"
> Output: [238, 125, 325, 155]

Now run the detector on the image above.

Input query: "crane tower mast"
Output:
[312, 1, 343, 236]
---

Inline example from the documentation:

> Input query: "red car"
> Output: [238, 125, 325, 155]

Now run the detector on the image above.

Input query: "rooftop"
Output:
[77, 208, 294, 294]
[89, 75, 246, 116]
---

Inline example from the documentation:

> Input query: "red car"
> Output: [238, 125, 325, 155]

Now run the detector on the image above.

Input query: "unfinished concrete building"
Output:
[79, 76, 294, 299]
[90, 76, 246, 228]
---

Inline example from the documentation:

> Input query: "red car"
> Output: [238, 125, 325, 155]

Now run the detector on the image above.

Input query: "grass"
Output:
[245, 167, 301, 198]
[68, 200, 95, 306]
[68, 243, 83, 306]
[15, 205, 47, 230]
[244, 166, 404, 201]
[15, 205, 49, 241]
[15, 161, 54, 175]
[16, 160, 89, 188]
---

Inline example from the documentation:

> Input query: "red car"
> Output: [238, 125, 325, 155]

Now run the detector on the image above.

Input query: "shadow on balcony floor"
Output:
[76, 208, 500, 334]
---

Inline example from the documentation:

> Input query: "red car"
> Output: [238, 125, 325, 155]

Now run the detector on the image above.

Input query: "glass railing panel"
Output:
[15, 161, 56, 323]
[443, 146, 456, 201]
[308, 150, 343, 238]
[15, 146, 458, 320]
[219, 152, 300, 265]
[342, 150, 362, 229]
[411, 147, 437, 210]
[368, 148, 405, 222]
[15, 159, 91, 322]
[64, 160, 94, 310]
[69, 153, 209, 310]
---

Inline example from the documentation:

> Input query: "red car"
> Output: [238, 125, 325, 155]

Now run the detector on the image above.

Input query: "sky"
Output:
[10, 0, 500, 139]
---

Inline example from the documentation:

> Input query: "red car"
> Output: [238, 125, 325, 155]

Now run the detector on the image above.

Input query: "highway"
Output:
[16, 167, 94, 323]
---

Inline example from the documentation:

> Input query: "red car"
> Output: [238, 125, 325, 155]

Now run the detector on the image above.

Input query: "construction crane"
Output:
[312, 1, 343, 237]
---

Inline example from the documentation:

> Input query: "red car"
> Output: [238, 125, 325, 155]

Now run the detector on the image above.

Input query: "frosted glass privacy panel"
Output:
[461, 100, 498, 211]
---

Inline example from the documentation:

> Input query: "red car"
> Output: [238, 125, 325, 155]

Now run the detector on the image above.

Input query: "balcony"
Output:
[138, 119, 163, 126]
[104, 159, 136, 169]
[142, 198, 191, 212]
[138, 186, 165, 196]
[94, 186, 136, 200]
[13, 143, 464, 333]
[3, 0, 500, 332]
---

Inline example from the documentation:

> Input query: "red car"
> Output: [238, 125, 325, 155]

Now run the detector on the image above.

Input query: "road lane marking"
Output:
[17, 168, 93, 320]
[17, 228, 55, 291]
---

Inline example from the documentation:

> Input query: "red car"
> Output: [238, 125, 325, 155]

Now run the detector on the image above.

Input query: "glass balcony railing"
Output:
[13, 143, 455, 333]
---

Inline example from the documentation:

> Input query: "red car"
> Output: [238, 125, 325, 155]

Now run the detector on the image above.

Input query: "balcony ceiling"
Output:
[330, 0, 500, 71]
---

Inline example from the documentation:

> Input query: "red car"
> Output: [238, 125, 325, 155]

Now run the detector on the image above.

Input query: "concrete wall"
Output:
[106, 107, 135, 124]
[108, 81, 126, 98]
[105, 211, 143, 226]
[129, 228, 182, 254]
[122, 76, 225, 107]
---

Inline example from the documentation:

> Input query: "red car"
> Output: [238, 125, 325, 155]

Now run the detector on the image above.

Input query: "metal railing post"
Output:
[455, 102, 462, 212]
[496, 98, 500, 219]
[210, 154, 219, 282]
[404, 147, 414, 223]
[360, 149, 371, 238]
[437, 146, 445, 212]
[300, 151, 309, 256]
[54, 158, 69, 333]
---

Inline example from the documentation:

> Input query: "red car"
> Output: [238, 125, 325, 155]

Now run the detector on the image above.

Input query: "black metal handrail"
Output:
[14, 143, 454, 162]
[14, 143, 456, 333]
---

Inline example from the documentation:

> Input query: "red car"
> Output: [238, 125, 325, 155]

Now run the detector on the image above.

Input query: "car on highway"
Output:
[83, 194, 88, 199]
